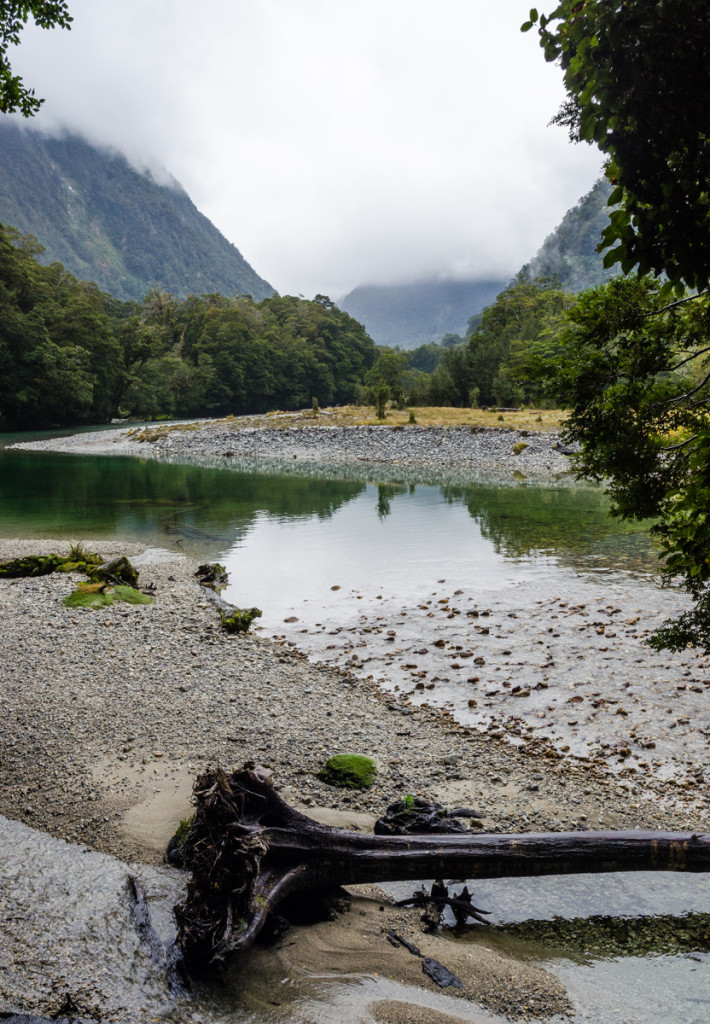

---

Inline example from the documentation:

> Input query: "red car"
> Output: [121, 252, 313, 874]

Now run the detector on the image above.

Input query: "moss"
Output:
[63, 584, 153, 608]
[0, 554, 67, 578]
[166, 814, 196, 868]
[318, 754, 377, 790]
[220, 606, 262, 634]
[67, 543, 103, 566]
[195, 563, 228, 586]
[112, 585, 153, 604]
[512, 441, 529, 455]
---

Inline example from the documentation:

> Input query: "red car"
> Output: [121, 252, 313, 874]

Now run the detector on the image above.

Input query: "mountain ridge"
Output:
[0, 122, 274, 302]
[339, 276, 507, 349]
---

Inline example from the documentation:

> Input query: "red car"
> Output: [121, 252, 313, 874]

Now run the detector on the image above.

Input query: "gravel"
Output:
[0, 538, 703, 863]
[11, 419, 574, 486]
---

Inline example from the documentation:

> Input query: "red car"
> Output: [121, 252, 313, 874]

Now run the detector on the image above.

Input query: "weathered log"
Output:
[174, 765, 710, 971]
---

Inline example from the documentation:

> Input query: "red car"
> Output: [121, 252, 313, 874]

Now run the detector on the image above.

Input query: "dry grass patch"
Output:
[291, 405, 568, 432]
[131, 407, 567, 436]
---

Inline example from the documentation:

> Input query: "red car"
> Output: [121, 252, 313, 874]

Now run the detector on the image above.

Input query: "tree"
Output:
[464, 275, 572, 407]
[523, 2, 710, 294]
[523, 3, 710, 648]
[0, 2, 72, 116]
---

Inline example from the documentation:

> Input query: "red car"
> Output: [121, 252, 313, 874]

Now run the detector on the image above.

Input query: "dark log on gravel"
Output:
[174, 765, 710, 971]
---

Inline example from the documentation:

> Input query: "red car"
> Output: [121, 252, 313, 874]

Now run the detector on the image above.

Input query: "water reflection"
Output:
[0, 445, 655, 580]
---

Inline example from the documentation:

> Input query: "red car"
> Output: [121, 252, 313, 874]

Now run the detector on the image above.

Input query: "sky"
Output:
[10, 0, 603, 299]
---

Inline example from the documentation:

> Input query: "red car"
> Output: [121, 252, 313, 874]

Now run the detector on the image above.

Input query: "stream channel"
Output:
[1, 428, 708, 1023]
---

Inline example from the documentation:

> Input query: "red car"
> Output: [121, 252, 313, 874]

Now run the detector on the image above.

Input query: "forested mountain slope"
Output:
[521, 178, 616, 292]
[0, 122, 274, 302]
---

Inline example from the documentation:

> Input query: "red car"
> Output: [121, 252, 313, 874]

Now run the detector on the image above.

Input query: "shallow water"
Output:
[3, 811, 709, 1024]
[384, 872, 710, 1024]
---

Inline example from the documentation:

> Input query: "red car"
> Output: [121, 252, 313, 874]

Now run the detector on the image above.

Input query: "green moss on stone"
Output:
[89, 556, 139, 587]
[0, 547, 105, 579]
[220, 606, 262, 634]
[63, 585, 153, 609]
[318, 754, 377, 790]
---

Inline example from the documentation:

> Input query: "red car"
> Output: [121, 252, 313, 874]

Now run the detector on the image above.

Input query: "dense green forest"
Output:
[0, 123, 274, 302]
[0, 224, 376, 430]
[363, 275, 574, 409]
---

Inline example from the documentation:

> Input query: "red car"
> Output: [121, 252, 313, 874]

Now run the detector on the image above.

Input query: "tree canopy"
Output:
[0, 223, 377, 429]
[524, 3, 710, 649]
[524, 1, 710, 293]
[0, 1, 72, 116]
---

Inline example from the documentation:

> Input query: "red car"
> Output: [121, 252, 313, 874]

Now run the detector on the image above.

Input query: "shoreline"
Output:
[1, 536, 708, 1024]
[9, 415, 575, 485]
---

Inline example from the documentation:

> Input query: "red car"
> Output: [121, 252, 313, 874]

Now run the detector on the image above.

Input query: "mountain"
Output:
[0, 121, 274, 302]
[521, 177, 617, 292]
[338, 277, 507, 350]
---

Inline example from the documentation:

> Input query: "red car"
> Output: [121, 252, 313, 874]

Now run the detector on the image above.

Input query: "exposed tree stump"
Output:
[174, 765, 710, 972]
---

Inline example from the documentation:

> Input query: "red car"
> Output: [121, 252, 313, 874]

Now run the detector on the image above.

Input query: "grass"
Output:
[129, 406, 567, 440]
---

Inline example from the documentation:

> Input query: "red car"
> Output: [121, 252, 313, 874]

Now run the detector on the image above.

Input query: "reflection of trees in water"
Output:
[0, 451, 365, 546]
[441, 483, 657, 573]
[376, 483, 407, 520]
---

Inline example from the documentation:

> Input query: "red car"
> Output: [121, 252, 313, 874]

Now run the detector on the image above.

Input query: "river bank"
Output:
[10, 414, 573, 485]
[1, 535, 708, 1024]
[2, 419, 709, 1023]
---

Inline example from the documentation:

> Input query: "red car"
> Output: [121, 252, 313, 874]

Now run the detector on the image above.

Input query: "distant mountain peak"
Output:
[339, 276, 507, 349]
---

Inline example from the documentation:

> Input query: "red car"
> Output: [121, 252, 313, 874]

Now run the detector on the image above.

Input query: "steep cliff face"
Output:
[0, 122, 274, 302]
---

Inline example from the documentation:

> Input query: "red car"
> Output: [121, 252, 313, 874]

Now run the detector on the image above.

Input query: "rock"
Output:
[318, 754, 377, 790]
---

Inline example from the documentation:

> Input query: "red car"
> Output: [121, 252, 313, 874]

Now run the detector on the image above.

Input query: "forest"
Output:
[0, 223, 378, 430]
[0, 216, 584, 431]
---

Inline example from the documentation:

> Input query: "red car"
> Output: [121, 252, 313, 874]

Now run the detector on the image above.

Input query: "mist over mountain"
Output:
[340, 178, 616, 351]
[0, 122, 274, 302]
[338, 277, 507, 349]
[520, 178, 616, 292]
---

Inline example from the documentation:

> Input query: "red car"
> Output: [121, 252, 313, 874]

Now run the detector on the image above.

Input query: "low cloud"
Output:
[12, 0, 602, 297]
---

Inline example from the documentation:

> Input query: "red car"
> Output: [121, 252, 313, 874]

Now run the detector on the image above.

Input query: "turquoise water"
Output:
[0, 433, 656, 575]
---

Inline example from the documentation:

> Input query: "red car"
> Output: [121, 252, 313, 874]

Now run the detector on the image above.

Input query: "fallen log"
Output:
[174, 765, 710, 971]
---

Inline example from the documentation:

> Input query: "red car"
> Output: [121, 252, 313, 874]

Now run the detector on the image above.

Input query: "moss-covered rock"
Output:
[89, 556, 139, 587]
[195, 563, 228, 587]
[166, 815, 196, 868]
[318, 754, 377, 790]
[0, 545, 104, 579]
[220, 606, 262, 634]
[63, 585, 153, 609]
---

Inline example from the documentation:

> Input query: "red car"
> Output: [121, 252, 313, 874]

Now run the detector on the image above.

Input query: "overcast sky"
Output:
[10, 0, 603, 298]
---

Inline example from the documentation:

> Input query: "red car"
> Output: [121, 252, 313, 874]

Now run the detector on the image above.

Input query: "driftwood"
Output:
[174, 765, 710, 971]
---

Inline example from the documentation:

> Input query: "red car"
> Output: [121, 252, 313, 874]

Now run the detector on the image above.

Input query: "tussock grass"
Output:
[132, 406, 567, 438]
